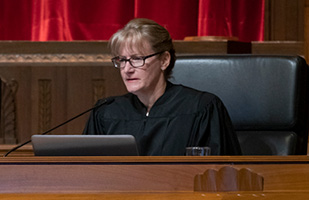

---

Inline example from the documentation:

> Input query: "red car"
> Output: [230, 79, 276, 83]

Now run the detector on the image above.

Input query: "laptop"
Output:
[31, 135, 139, 156]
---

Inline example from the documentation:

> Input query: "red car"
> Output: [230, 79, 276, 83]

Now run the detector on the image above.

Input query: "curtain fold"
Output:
[31, 0, 134, 41]
[0, 0, 264, 41]
[135, 0, 199, 40]
[198, 0, 264, 42]
[0, 0, 32, 40]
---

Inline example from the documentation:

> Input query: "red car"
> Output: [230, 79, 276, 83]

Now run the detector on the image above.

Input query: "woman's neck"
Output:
[138, 80, 167, 113]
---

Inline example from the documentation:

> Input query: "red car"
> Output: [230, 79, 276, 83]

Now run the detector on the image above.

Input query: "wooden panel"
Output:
[0, 144, 33, 157]
[0, 63, 127, 143]
[174, 40, 251, 55]
[251, 41, 305, 57]
[264, 0, 305, 41]
[0, 156, 308, 193]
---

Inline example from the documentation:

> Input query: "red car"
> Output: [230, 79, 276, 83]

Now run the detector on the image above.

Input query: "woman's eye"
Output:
[132, 57, 143, 61]
[118, 57, 127, 62]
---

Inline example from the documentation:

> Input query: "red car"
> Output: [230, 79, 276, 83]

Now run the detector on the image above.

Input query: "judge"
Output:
[83, 18, 241, 156]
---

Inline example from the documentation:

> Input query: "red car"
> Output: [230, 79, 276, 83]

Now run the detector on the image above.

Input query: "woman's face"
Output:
[118, 42, 167, 98]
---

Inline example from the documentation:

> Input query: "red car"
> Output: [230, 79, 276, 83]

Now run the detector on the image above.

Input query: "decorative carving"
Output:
[38, 79, 52, 133]
[0, 54, 111, 63]
[0, 78, 18, 144]
[92, 79, 105, 104]
[194, 166, 264, 192]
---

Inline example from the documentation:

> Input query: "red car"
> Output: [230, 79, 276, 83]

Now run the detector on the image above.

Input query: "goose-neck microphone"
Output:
[3, 97, 114, 157]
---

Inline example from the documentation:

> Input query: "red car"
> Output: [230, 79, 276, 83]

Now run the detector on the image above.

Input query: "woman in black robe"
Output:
[83, 18, 241, 156]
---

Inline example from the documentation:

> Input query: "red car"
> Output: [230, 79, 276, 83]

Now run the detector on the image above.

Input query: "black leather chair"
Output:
[170, 55, 309, 155]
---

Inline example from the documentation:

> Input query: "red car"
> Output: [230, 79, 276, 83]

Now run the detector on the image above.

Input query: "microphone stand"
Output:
[3, 98, 113, 157]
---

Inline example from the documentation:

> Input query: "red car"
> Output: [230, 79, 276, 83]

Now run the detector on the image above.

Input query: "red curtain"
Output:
[0, 0, 264, 42]
[31, 0, 134, 40]
[0, 0, 32, 40]
[198, 0, 264, 42]
[135, 0, 199, 40]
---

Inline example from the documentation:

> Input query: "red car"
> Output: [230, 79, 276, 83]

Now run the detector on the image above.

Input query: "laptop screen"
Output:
[31, 135, 139, 156]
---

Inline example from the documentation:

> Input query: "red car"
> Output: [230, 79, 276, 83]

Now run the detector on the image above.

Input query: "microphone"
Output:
[3, 97, 115, 157]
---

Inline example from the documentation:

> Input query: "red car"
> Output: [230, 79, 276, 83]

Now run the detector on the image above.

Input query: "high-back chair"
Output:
[170, 55, 309, 155]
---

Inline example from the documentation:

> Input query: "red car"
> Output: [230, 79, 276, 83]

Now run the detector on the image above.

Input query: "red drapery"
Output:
[0, 0, 264, 42]
[198, 0, 264, 42]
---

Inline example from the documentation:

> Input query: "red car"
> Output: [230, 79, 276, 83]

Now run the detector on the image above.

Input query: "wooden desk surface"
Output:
[0, 156, 309, 199]
[1, 191, 309, 200]
[1, 155, 309, 163]
[0, 156, 309, 194]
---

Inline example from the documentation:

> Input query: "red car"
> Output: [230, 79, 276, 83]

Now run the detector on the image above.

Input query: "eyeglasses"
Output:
[111, 51, 164, 69]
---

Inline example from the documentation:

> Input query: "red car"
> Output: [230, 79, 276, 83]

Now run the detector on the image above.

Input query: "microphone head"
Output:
[104, 97, 115, 104]
[96, 97, 115, 107]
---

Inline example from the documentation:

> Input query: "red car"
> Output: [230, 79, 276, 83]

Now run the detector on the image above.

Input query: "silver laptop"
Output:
[31, 135, 139, 156]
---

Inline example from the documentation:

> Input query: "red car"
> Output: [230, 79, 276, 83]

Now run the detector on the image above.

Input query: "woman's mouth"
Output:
[126, 78, 139, 82]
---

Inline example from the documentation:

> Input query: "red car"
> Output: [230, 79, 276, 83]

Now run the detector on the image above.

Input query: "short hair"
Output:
[108, 18, 176, 79]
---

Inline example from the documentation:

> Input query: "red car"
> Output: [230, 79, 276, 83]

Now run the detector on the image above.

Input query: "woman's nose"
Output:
[123, 61, 134, 73]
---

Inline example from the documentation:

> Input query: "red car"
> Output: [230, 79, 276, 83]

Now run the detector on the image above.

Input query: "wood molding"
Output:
[0, 53, 111, 64]
[194, 166, 264, 192]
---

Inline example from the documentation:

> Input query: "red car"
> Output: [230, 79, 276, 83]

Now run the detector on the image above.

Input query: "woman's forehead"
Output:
[118, 39, 152, 55]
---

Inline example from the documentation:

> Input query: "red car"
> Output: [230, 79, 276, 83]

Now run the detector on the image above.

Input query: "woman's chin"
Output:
[125, 85, 141, 95]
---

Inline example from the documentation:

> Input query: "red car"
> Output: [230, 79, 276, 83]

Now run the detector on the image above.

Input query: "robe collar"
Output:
[130, 81, 174, 115]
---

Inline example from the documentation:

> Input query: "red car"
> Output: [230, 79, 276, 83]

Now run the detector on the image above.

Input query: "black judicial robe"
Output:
[83, 82, 242, 156]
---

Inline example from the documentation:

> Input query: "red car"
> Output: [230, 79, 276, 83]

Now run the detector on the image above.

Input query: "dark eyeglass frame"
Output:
[111, 51, 164, 69]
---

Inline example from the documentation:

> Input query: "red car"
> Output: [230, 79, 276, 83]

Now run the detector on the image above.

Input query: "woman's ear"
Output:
[160, 51, 171, 71]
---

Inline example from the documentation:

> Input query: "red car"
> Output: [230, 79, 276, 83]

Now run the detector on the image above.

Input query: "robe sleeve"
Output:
[189, 96, 242, 155]
[83, 100, 105, 135]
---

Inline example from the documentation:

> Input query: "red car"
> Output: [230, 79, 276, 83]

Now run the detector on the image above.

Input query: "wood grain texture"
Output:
[194, 166, 264, 192]
[1, 192, 309, 200]
[0, 156, 308, 193]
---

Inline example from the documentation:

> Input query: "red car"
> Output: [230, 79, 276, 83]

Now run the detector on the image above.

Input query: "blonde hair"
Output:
[109, 18, 176, 79]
